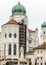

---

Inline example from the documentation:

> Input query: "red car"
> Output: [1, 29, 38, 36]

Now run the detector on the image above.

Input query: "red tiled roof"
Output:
[2, 19, 18, 26]
[6, 19, 17, 24]
[34, 42, 46, 49]
[28, 29, 35, 33]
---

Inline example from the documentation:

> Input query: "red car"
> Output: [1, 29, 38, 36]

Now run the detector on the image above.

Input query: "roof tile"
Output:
[34, 42, 46, 49]
[28, 29, 35, 33]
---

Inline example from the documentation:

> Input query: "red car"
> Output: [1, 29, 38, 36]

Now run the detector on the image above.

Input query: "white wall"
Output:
[1, 24, 19, 59]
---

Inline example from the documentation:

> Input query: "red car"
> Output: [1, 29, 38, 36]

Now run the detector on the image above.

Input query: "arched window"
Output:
[5, 34, 7, 38]
[9, 33, 12, 38]
[14, 33, 16, 38]
[14, 44, 16, 55]
[44, 31, 45, 34]
[8, 44, 11, 55]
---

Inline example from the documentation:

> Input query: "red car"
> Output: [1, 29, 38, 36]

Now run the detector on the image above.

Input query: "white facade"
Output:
[34, 48, 46, 65]
[0, 24, 20, 65]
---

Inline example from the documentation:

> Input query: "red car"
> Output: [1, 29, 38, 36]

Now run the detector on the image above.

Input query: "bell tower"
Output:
[41, 21, 46, 43]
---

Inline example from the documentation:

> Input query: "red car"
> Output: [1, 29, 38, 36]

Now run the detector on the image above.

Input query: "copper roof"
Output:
[28, 29, 35, 33]
[34, 42, 46, 49]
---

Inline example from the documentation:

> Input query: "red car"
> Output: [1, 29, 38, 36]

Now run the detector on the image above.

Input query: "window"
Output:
[14, 33, 16, 38]
[5, 34, 7, 38]
[4, 44, 6, 55]
[41, 50, 42, 53]
[41, 63, 42, 65]
[29, 40, 32, 43]
[14, 44, 16, 55]
[45, 63, 46, 65]
[41, 57, 42, 60]
[29, 59, 31, 65]
[37, 57, 39, 60]
[9, 33, 12, 38]
[44, 31, 45, 34]
[8, 44, 11, 55]
[37, 50, 39, 54]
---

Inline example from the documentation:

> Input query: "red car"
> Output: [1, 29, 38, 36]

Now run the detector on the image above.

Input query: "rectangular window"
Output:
[4, 44, 6, 55]
[37, 57, 39, 60]
[41, 57, 42, 60]
[29, 59, 31, 65]
[8, 44, 11, 55]
[14, 44, 16, 55]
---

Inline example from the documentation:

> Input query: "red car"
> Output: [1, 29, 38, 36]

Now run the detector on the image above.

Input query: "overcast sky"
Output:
[0, 0, 46, 32]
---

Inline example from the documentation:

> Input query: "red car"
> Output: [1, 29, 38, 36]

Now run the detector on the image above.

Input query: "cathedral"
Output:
[0, 2, 46, 65]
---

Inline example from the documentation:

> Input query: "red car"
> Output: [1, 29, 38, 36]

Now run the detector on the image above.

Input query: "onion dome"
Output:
[12, 2, 26, 15]
[41, 21, 46, 27]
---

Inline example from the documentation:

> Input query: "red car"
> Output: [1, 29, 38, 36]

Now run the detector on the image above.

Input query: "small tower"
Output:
[41, 21, 46, 43]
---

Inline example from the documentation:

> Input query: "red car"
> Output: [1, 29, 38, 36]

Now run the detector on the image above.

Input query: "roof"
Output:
[2, 19, 18, 26]
[28, 29, 35, 33]
[12, 2, 26, 15]
[6, 19, 17, 24]
[34, 42, 46, 49]
[41, 22, 46, 27]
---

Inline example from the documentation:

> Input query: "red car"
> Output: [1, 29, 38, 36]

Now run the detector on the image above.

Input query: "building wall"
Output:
[29, 29, 39, 50]
[1, 24, 19, 60]
[34, 49, 46, 65]
[26, 54, 35, 65]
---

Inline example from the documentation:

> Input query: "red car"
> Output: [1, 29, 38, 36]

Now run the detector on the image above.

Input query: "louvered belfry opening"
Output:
[18, 21, 26, 57]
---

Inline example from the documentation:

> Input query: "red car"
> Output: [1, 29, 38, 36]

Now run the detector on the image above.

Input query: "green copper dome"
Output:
[41, 22, 46, 27]
[12, 2, 26, 15]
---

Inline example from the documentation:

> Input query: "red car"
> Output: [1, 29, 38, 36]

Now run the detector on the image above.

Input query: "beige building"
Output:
[34, 42, 46, 65]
